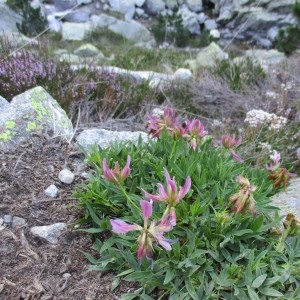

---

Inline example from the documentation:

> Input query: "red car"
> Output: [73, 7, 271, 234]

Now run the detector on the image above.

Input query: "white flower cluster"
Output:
[258, 142, 272, 153]
[244, 109, 287, 131]
[265, 90, 279, 100]
[151, 108, 164, 118]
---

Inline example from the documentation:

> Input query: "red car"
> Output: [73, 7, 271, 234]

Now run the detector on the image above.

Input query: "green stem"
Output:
[118, 183, 139, 210]
[276, 229, 288, 253]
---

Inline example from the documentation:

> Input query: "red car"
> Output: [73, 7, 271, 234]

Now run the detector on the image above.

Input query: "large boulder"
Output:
[108, 19, 154, 43]
[0, 87, 73, 152]
[0, 4, 22, 33]
[144, 0, 165, 15]
[62, 22, 91, 40]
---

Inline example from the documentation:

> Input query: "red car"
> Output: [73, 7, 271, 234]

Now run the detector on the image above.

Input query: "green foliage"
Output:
[189, 30, 217, 48]
[7, 0, 47, 37]
[75, 125, 300, 299]
[211, 56, 266, 91]
[274, 27, 300, 56]
[274, 1, 300, 55]
[151, 6, 190, 48]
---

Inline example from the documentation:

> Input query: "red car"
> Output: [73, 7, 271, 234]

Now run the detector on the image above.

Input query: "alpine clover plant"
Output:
[75, 107, 300, 299]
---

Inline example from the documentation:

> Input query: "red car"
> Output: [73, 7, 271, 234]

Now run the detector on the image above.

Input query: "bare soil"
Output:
[0, 132, 136, 300]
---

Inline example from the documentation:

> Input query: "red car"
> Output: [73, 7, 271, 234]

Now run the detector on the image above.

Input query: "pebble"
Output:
[12, 216, 26, 228]
[44, 184, 59, 198]
[30, 223, 67, 244]
[58, 169, 75, 184]
[3, 214, 12, 224]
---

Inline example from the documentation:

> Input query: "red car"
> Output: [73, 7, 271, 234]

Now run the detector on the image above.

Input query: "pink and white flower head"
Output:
[221, 134, 244, 163]
[267, 150, 281, 171]
[110, 200, 174, 267]
[146, 106, 179, 138]
[182, 118, 208, 150]
[221, 134, 242, 149]
[102, 155, 131, 184]
[144, 168, 191, 206]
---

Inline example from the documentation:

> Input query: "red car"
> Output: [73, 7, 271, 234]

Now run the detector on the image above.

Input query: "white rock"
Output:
[58, 169, 75, 184]
[186, 0, 203, 12]
[30, 223, 67, 244]
[12, 216, 26, 228]
[44, 184, 59, 198]
[210, 29, 220, 39]
[173, 68, 193, 81]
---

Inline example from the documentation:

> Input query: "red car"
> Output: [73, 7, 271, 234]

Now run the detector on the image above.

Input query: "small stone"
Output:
[30, 223, 67, 244]
[3, 214, 13, 224]
[58, 169, 75, 184]
[44, 184, 59, 198]
[12, 216, 26, 228]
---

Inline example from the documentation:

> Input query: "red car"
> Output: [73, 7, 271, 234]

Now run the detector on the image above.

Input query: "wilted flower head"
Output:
[228, 175, 257, 215]
[266, 150, 281, 170]
[268, 167, 295, 191]
[283, 213, 300, 236]
[110, 200, 174, 267]
[102, 155, 131, 184]
[146, 106, 179, 138]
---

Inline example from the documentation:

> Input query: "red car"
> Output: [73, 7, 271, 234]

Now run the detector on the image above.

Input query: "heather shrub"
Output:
[0, 36, 159, 124]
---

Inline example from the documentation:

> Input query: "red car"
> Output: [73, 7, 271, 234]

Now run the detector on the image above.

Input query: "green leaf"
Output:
[164, 268, 175, 284]
[250, 215, 264, 232]
[251, 274, 267, 288]
[116, 269, 135, 277]
[120, 293, 140, 300]
[124, 271, 152, 282]
[247, 288, 260, 300]
[76, 227, 104, 233]
[184, 278, 198, 300]
[111, 277, 120, 291]
[259, 287, 284, 297]
[233, 229, 253, 237]
[86, 202, 102, 225]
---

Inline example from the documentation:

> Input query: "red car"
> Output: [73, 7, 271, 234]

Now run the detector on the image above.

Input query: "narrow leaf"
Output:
[251, 274, 267, 288]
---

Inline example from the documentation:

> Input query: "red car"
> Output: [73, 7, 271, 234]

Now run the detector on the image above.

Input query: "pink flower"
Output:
[146, 106, 179, 138]
[182, 118, 208, 150]
[221, 134, 242, 148]
[110, 200, 174, 266]
[144, 168, 191, 205]
[102, 155, 131, 184]
[267, 151, 281, 171]
[221, 134, 244, 163]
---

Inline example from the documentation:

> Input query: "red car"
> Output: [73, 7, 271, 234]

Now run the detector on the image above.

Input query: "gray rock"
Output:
[242, 49, 285, 67]
[0, 4, 22, 33]
[267, 26, 279, 41]
[0, 87, 73, 152]
[73, 43, 103, 57]
[59, 53, 87, 63]
[0, 31, 37, 48]
[178, 6, 200, 35]
[3, 214, 12, 224]
[12, 216, 26, 228]
[58, 169, 75, 184]
[63, 9, 91, 23]
[204, 19, 218, 30]
[76, 128, 149, 151]
[185, 42, 229, 72]
[186, 0, 203, 12]
[30, 223, 67, 244]
[77, 0, 93, 4]
[271, 178, 300, 220]
[91, 13, 118, 27]
[0, 96, 9, 108]
[267, 0, 296, 14]
[144, 0, 165, 15]
[173, 68, 192, 81]
[53, 0, 77, 11]
[165, 0, 178, 9]
[62, 22, 92, 40]
[108, 19, 153, 42]
[47, 14, 62, 32]
[109, 0, 136, 20]
[44, 184, 60, 198]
